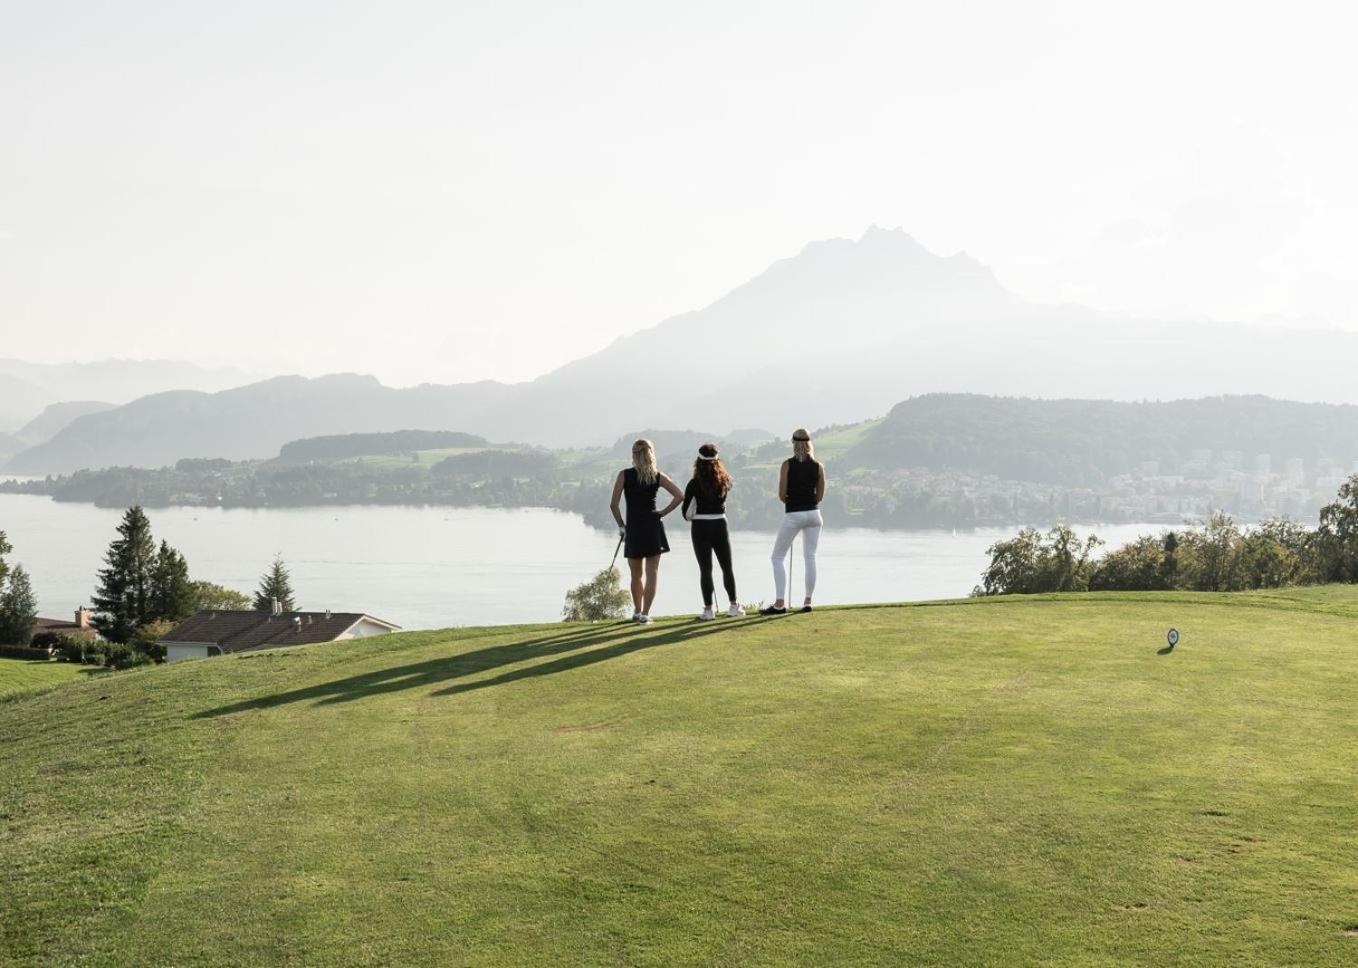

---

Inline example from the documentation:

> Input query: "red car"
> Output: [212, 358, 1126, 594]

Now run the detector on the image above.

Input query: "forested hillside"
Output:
[9, 395, 1358, 531]
[849, 395, 1358, 485]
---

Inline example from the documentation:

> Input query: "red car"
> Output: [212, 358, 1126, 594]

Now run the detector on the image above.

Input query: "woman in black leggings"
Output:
[682, 443, 745, 620]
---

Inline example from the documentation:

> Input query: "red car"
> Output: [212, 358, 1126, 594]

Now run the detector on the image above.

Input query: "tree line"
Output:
[0, 506, 299, 668]
[975, 474, 1358, 596]
[0, 531, 39, 650]
[854, 394, 1358, 486]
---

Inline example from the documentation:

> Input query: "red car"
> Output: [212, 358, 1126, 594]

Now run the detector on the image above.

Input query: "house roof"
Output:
[159, 610, 401, 654]
[33, 617, 98, 635]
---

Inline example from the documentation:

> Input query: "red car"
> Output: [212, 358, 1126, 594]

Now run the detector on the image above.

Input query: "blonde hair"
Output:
[632, 438, 658, 485]
[792, 428, 814, 462]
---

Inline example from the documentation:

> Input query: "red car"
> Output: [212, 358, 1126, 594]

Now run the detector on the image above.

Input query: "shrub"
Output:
[1090, 535, 1170, 591]
[562, 568, 632, 621]
[1237, 518, 1315, 589]
[31, 631, 64, 650]
[82, 640, 109, 665]
[103, 643, 150, 670]
[0, 644, 51, 661]
[132, 619, 174, 664]
[974, 525, 1103, 596]
[1176, 513, 1246, 592]
[59, 638, 86, 664]
[984, 512, 1333, 596]
[1317, 474, 1358, 582]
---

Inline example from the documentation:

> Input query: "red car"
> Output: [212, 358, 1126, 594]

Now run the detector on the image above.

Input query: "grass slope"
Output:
[3, 590, 1358, 965]
[353, 446, 490, 469]
[0, 657, 95, 700]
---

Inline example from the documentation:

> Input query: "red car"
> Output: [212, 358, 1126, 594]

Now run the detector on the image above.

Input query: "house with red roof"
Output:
[159, 607, 400, 661]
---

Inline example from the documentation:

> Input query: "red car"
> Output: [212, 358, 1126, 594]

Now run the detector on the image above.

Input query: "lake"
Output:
[0, 494, 1167, 629]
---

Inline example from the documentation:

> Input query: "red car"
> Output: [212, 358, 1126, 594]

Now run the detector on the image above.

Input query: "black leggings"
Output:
[691, 519, 737, 607]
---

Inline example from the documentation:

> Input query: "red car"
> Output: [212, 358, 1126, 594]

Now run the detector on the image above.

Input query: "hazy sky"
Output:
[3, 0, 1356, 385]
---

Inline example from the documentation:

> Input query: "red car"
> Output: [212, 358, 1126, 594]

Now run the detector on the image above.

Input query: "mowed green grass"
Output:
[0, 657, 94, 700]
[4, 590, 1358, 966]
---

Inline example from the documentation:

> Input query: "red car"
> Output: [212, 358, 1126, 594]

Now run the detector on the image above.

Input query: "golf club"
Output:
[609, 530, 626, 621]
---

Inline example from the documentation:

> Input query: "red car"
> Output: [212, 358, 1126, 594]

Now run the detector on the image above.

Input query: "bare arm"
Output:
[816, 462, 827, 503]
[777, 460, 789, 504]
[610, 471, 626, 529]
[656, 473, 684, 518]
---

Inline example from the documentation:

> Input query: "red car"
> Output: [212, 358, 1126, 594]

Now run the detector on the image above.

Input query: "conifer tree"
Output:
[0, 564, 38, 646]
[92, 506, 157, 643]
[0, 529, 11, 591]
[253, 555, 297, 612]
[150, 541, 195, 623]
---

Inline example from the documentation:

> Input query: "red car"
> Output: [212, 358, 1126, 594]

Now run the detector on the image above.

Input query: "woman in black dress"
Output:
[609, 438, 684, 623]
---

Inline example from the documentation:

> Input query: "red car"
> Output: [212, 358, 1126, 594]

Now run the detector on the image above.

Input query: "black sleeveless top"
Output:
[622, 467, 660, 524]
[784, 458, 821, 513]
[682, 478, 728, 518]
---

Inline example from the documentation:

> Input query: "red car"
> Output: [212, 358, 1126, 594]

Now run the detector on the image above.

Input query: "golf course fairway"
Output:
[4, 588, 1358, 965]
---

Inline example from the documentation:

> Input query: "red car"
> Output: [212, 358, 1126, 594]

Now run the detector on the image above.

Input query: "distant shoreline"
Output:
[0, 485, 1225, 535]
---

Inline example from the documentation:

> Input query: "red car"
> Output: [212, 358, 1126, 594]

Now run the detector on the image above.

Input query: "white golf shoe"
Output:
[727, 603, 747, 618]
[698, 607, 716, 621]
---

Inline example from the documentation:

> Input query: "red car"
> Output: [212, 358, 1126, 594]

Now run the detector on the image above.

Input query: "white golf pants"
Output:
[772, 509, 822, 601]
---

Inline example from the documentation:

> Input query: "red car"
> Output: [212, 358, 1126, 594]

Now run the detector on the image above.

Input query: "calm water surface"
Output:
[0, 493, 1164, 629]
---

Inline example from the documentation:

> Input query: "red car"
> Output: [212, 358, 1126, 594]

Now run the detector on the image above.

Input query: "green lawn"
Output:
[353, 446, 491, 469]
[4, 590, 1358, 965]
[807, 417, 883, 458]
[741, 419, 883, 471]
[0, 657, 95, 701]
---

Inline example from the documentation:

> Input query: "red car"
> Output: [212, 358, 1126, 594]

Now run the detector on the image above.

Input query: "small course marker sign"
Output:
[1167, 628, 1180, 648]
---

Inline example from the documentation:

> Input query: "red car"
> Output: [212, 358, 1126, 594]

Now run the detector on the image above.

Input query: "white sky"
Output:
[3, 0, 1356, 385]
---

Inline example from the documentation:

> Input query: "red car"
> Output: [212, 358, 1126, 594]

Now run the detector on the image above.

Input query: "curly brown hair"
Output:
[692, 442, 732, 499]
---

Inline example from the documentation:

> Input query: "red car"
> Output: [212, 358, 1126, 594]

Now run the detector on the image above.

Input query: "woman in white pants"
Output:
[761, 428, 826, 615]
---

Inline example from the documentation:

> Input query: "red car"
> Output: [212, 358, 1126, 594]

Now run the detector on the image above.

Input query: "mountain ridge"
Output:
[10, 227, 1358, 473]
[0, 358, 257, 432]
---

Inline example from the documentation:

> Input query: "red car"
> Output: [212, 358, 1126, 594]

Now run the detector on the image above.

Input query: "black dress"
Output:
[622, 467, 670, 559]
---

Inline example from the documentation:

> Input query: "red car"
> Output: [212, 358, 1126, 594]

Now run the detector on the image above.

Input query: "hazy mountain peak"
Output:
[857, 223, 928, 252]
[309, 372, 385, 388]
[15, 401, 116, 446]
[757, 226, 1009, 290]
[233, 372, 382, 393]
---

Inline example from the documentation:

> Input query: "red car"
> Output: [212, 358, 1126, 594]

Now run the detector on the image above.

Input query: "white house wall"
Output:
[338, 619, 397, 640]
[165, 643, 213, 662]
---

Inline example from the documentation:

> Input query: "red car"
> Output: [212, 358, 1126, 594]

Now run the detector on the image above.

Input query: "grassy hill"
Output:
[0, 657, 95, 700]
[4, 591, 1358, 965]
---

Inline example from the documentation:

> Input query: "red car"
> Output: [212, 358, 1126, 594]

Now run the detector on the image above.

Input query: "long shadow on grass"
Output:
[429, 619, 761, 697]
[193, 618, 775, 718]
